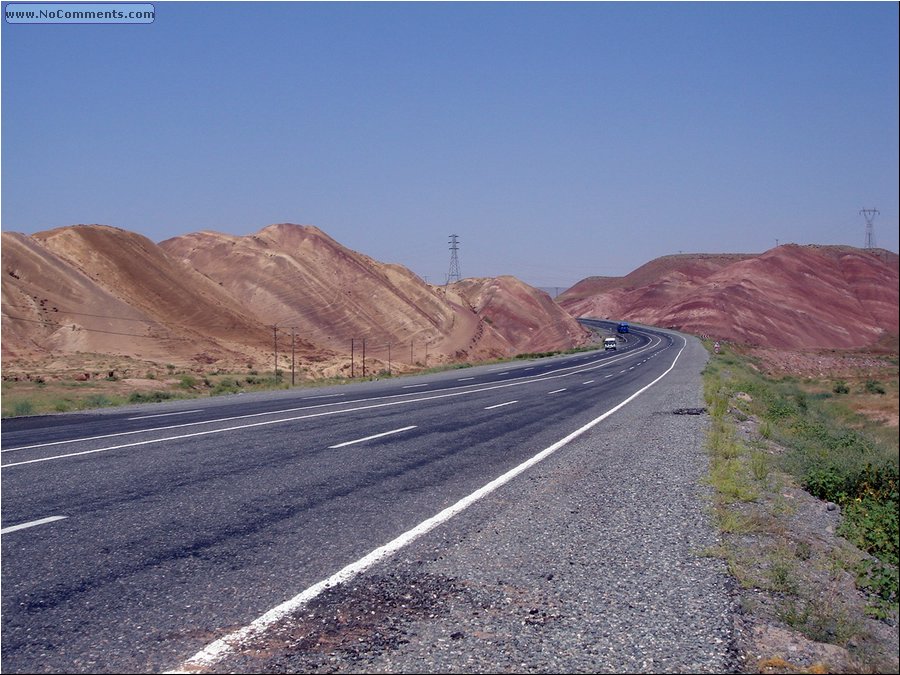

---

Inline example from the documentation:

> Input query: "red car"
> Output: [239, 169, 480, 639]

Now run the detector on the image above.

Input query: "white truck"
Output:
[603, 337, 617, 350]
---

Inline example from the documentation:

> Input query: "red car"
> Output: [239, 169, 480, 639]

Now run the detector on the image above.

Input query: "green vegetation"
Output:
[1, 337, 606, 418]
[703, 342, 899, 623]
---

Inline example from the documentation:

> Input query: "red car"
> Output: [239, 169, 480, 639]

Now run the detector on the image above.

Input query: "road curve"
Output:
[1, 323, 734, 673]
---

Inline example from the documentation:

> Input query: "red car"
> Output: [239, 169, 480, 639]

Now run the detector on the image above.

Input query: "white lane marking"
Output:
[328, 426, 417, 449]
[4, 336, 667, 467]
[497, 372, 509, 376]
[524, 367, 534, 371]
[484, 400, 518, 410]
[5, 336, 661, 455]
[582, 380, 595, 384]
[301, 394, 345, 400]
[548, 388, 567, 394]
[169, 335, 687, 674]
[605, 374, 614, 378]
[1, 515, 68, 535]
[457, 377, 475, 381]
[401, 384, 429, 389]
[127, 410, 201, 421]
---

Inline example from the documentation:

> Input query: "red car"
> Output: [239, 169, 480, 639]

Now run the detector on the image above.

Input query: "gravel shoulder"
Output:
[207, 336, 743, 673]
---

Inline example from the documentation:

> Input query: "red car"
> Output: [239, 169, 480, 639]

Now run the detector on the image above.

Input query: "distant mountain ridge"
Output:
[558, 245, 899, 350]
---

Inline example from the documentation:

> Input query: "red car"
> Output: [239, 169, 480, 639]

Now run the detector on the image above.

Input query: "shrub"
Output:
[128, 391, 174, 404]
[864, 380, 886, 395]
[833, 380, 850, 394]
[13, 400, 34, 417]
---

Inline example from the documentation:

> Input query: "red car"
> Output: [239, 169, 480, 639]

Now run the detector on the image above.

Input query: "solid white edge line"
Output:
[327, 426, 417, 449]
[167, 335, 686, 674]
[0, 515, 68, 535]
[6, 334, 661, 455]
[5, 334, 668, 467]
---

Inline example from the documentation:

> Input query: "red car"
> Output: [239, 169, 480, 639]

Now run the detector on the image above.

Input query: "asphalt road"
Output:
[1, 321, 688, 673]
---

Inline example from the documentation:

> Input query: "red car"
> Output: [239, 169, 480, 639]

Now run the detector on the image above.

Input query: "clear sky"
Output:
[2, 2, 898, 288]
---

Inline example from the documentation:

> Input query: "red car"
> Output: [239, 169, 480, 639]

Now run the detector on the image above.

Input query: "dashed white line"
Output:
[127, 410, 201, 420]
[457, 377, 475, 381]
[582, 380, 595, 384]
[328, 426, 417, 449]
[170, 335, 688, 674]
[1, 516, 68, 535]
[484, 400, 518, 410]
[548, 388, 567, 394]
[401, 384, 429, 389]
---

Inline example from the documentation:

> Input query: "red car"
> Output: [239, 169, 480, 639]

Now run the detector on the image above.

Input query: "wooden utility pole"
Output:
[291, 327, 296, 386]
[273, 325, 278, 381]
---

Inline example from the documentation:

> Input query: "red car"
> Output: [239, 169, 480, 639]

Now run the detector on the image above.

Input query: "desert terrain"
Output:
[2, 228, 898, 419]
[2, 223, 588, 378]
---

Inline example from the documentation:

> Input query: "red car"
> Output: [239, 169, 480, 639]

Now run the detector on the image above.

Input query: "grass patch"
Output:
[702, 340, 899, 625]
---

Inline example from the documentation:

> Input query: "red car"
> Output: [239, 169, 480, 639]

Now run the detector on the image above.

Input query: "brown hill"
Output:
[2, 225, 276, 368]
[160, 224, 589, 369]
[558, 245, 899, 350]
[2, 223, 588, 378]
[451, 275, 590, 354]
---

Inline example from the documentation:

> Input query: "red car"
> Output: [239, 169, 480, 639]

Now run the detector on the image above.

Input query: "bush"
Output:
[865, 380, 886, 395]
[13, 400, 34, 417]
[833, 380, 850, 395]
[128, 391, 174, 404]
[84, 394, 112, 408]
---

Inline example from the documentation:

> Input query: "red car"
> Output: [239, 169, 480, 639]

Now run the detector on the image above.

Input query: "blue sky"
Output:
[2, 2, 898, 287]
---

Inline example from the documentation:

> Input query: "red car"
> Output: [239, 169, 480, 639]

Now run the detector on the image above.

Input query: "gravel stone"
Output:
[209, 337, 741, 673]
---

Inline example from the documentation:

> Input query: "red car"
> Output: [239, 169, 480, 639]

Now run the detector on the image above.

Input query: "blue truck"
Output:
[617, 322, 629, 334]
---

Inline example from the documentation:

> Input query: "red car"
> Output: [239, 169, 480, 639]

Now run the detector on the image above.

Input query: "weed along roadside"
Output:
[701, 341, 899, 673]
[0, 343, 609, 418]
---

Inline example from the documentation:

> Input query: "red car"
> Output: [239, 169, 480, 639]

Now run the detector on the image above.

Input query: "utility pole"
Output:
[273, 325, 278, 381]
[362, 338, 366, 378]
[291, 327, 296, 386]
[351, 338, 355, 378]
[860, 208, 879, 249]
[446, 234, 461, 285]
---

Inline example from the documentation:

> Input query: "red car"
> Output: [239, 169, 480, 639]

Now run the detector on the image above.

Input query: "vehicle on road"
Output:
[604, 337, 617, 350]
[617, 322, 630, 333]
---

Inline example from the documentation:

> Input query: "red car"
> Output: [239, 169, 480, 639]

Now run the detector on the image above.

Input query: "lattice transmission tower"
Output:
[446, 234, 461, 284]
[860, 208, 879, 249]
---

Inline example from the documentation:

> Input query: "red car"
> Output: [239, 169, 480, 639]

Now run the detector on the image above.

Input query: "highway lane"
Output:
[1, 323, 680, 673]
[0, 321, 649, 450]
